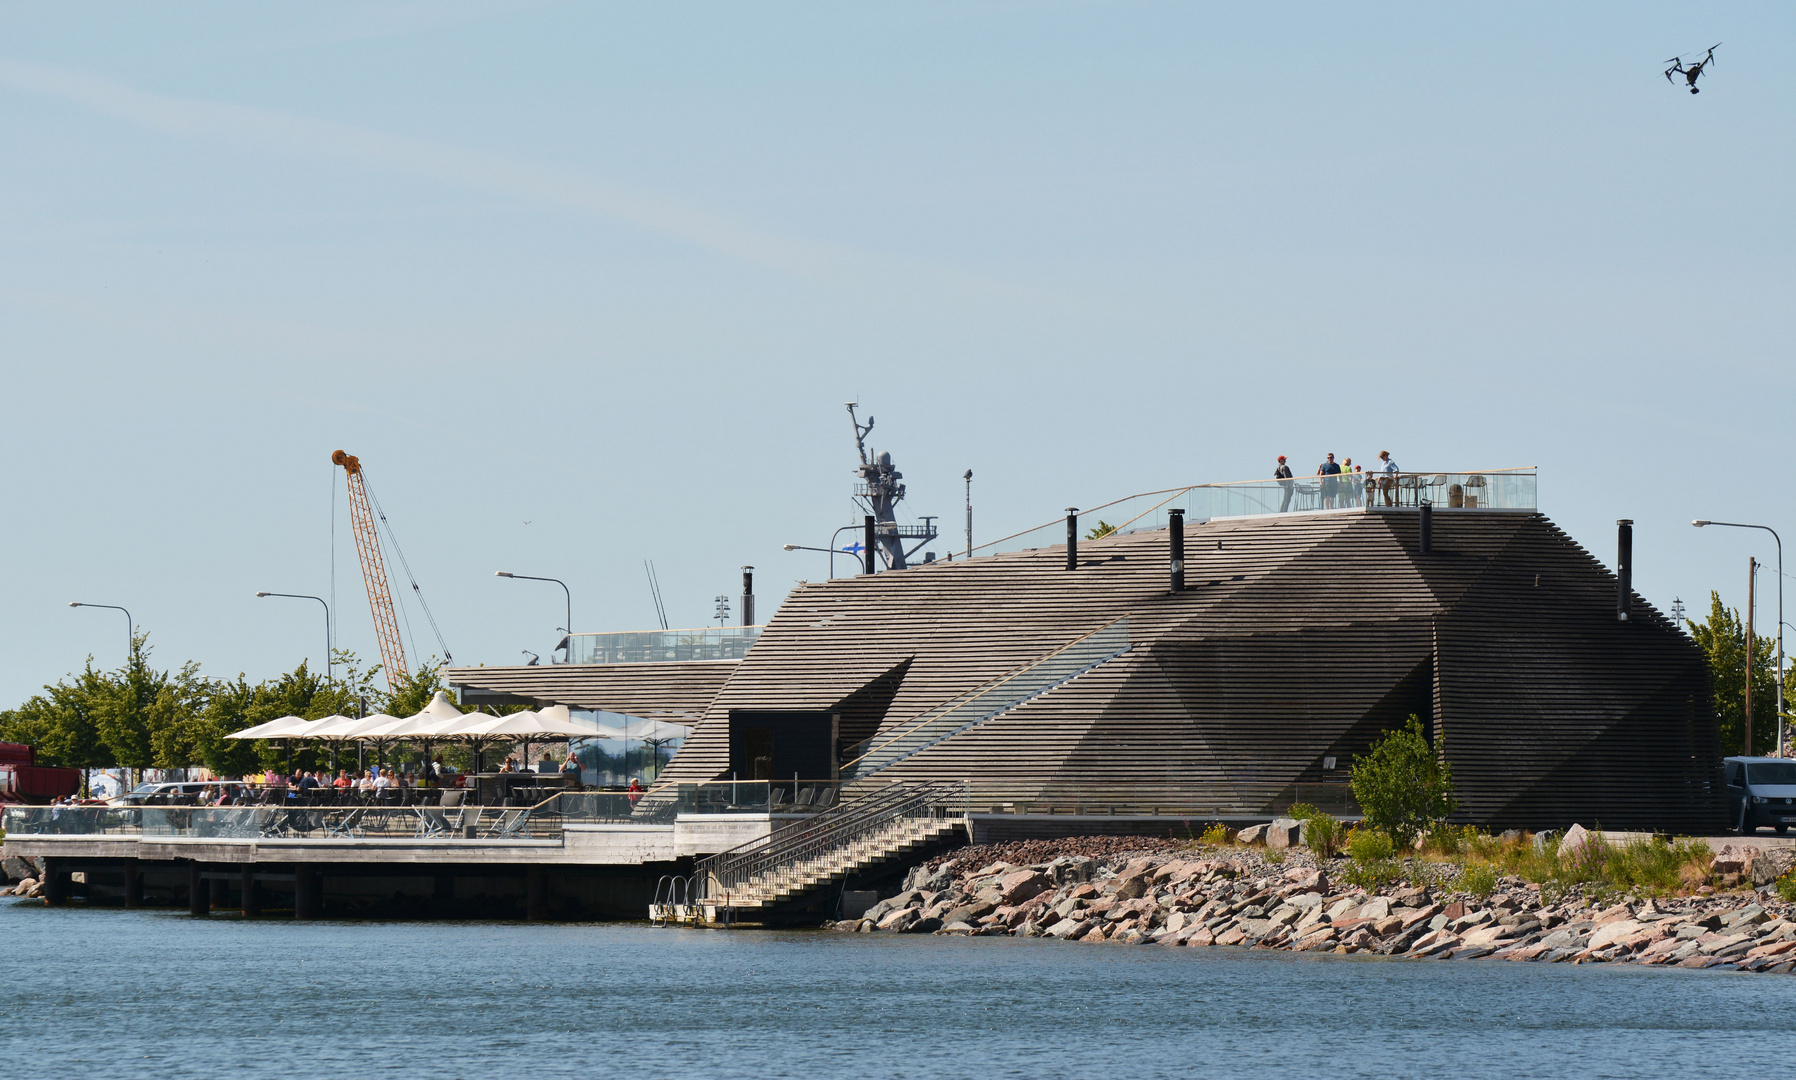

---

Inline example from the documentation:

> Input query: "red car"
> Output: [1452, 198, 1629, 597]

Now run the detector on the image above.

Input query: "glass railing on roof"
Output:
[567, 626, 763, 664]
[962, 468, 1537, 559]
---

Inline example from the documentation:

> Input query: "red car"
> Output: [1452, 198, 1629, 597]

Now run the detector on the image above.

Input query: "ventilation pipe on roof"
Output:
[1169, 508, 1185, 592]
[1419, 502, 1433, 554]
[863, 515, 876, 575]
[1066, 509, 1079, 570]
[1616, 519, 1633, 622]
[741, 566, 755, 626]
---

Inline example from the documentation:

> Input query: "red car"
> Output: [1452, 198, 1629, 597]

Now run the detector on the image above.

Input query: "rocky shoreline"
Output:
[827, 839, 1796, 973]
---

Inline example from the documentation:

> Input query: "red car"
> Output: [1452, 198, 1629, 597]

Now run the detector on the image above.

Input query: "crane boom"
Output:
[332, 450, 408, 690]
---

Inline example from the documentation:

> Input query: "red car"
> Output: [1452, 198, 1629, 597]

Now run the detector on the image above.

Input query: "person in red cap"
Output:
[1274, 455, 1294, 512]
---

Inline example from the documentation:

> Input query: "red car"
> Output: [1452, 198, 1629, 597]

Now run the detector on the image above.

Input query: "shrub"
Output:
[1265, 845, 1286, 864]
[1346, 827, 1395, 864]
[1285, 802, 1321, 822]
[1200, 822, 1232, 847]
[1459, 862, 1498, 898]
[1341, 858, 1401, 891]
[1349, 716, 1456, 851]
[1303, 813, 1344, 859]
[1777, 871, 1796, 904]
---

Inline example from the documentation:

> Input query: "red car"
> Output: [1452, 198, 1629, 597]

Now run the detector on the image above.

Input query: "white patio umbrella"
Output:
[225, 715, 312, 740]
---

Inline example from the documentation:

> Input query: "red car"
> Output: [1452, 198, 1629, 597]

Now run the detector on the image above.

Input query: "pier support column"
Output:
[188, 863, 210, 916]
[294, 867, 321, 920]
[123, 863, 143, 908]
[42, 858, 67, 907]
[240, 866, 260, 917]
[526, 865, 547, 921]
[209, 874, 228, 910]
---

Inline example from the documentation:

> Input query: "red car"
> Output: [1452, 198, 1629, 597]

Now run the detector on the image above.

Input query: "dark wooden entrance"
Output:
[728, 711, 837, 781]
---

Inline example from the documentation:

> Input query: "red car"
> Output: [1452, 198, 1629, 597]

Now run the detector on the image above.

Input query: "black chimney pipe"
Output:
[863, 515, 876, 575]
[1169, 508, 1185, 591]
[1419, 502, 1433, 554]
[1616, 519, 1633, 622]
[740, 566, 755, 626]
[1066, 509, 1079, 570]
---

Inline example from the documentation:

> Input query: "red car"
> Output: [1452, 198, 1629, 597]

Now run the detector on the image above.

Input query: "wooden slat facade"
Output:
[442, 661, 736, 721]
[481, 508, 1726, 832]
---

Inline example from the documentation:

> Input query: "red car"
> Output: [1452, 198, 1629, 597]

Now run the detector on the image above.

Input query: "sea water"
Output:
[5, 900, 1792, 1079]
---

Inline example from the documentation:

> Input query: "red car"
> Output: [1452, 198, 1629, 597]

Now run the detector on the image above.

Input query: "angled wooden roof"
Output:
[479, 506, 1723, 832]
[441, 660, 735, 721]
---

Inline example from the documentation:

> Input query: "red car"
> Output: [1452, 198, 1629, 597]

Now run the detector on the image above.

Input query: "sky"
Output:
[2, 2, 1792, 706]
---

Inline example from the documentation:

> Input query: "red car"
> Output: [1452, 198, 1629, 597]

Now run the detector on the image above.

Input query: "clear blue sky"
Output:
[3, 2, 1791, 705]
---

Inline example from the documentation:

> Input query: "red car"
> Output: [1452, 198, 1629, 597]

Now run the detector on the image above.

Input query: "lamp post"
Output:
[69, 601, 133, 662]
[68, 601, 132, 797]
[782, 524, 865, 579]
[496, 572, 572, 661]
[1694, 519, 1785, 757]
[255, 592, 332, 680]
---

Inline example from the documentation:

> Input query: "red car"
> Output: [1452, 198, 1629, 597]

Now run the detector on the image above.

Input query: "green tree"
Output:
[1688, 591, 1784, 756]
[1349, 715, 1457, 850]
[0, 662, 116, 791]
[1085, 520, 1118, 540]
[383, 658, 447, 718]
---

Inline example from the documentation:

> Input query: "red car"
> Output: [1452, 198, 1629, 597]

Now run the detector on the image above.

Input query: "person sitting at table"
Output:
[373, 770, 393, 792]
[500, 758, 517, 773]
[333, 770, 352, 790]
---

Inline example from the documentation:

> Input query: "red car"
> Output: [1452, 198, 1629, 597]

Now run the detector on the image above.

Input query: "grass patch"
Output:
[1432, 829, 1714, 901]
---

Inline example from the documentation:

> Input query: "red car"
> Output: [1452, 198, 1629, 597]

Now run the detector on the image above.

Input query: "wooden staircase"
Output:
[691, 781, 968, 924]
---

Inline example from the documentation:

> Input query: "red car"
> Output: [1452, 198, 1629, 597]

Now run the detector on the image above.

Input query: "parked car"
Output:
[1722, 756, 1796, 835]
[108, 780, 254, 807]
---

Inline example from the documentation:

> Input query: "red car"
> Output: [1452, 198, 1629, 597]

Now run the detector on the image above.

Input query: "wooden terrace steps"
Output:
[709, 815, 966, 911]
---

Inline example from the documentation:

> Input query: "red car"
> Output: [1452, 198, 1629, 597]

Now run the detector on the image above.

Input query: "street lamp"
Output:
[69, 602, 133, 662]
[1693, 519, 1785, 757]
[782, 524, 865, 579]
[496, 571, 572, 661]
[256, 592, 332, 680]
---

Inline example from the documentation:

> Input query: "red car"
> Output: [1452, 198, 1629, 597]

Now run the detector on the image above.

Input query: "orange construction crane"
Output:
[332, 450, 408, 690]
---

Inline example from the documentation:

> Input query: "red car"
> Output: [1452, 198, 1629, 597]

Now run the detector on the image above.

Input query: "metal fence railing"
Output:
[693, 780, 969, 905]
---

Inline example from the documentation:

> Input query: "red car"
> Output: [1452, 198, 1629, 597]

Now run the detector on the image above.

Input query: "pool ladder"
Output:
[649, 875, 698, 926]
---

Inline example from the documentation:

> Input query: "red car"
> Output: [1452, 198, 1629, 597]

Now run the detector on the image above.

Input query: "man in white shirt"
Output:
[1377, 451, 1400, 506]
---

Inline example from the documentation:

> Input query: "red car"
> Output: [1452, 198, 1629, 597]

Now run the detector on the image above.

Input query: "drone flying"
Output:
[1665, 44, 1719, 94]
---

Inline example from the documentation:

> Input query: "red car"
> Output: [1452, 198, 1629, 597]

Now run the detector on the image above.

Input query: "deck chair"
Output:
[325, 807, 367, 839]
[813, 786, 838, 810]
[483, 807, 531, 839]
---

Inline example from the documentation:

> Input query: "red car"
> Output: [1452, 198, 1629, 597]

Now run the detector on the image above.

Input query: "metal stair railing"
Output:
[693, 781, 968, 908]
[840, 618, 1131, 781]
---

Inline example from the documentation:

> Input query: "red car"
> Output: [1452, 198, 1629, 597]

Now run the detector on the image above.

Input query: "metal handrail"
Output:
[693, 780, 968, 906]
[840, 618, 1130, 779]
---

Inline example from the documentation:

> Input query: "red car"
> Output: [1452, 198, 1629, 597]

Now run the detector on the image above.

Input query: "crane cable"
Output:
[361, 476, 454, 666]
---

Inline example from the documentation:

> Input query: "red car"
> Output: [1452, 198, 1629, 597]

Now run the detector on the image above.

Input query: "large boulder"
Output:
[1111, 873, 1151, 901]
[2, 857, 37, 883]
[943, 900, 997, 926]
[1265, 818, 1303, 850]
[1236, 824, 1268, 845]
[1048, 856, 1095, 885]
[1557, 824, 1592, 857]
[999, 870, 1052, 906]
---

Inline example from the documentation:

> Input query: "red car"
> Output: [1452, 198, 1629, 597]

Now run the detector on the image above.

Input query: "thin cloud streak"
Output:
[0, 58, 851, 277]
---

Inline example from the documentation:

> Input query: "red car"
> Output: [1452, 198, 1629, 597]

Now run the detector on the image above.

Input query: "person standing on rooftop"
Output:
[1274, 455, 1294, 512]
[1378, 451, 1399, 506]
[1318, 452, 1342, 508]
